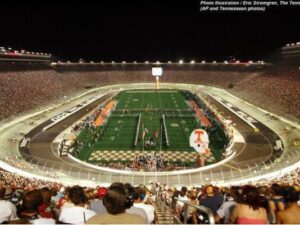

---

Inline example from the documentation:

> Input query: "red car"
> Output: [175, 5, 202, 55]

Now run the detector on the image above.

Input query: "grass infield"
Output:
[75, 90, 228, 164]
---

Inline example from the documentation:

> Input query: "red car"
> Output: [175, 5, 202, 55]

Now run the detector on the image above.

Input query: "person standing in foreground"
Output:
[86, 182, 147, 224]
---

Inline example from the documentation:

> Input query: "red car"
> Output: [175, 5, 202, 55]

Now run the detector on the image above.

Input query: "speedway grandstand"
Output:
[0, 43, 299, 188]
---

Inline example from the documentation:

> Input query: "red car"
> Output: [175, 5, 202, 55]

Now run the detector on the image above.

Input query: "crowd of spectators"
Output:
[0, 166, 300, 224]
[94, 153, 187, 172]
[162, 182, 300, 224]
[0, 66, 299, 122]
[0, 169, 159, 224]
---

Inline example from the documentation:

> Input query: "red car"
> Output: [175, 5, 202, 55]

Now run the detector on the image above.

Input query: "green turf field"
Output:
[75, 90, 228, 165]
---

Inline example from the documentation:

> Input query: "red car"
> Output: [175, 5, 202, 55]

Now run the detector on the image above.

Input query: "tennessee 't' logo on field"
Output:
[189, 129, 210, 154]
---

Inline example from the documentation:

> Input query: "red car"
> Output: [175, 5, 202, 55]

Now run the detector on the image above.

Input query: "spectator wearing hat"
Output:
[90, 187, 108, 214]
[0, 186, 18, 223]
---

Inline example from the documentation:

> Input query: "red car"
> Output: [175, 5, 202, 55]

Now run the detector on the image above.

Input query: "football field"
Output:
[75, 90, 228, 165]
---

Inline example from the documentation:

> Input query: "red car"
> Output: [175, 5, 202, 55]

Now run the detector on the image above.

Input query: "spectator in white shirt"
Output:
[59, 186, 96, 225]
[133, 187, 156, 224]
[0, 186, 18, 223]
[214, 188, 237, 223]
[176, 186, 188, 216]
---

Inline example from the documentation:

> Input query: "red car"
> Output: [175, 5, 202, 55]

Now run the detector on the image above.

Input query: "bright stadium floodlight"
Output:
[179, 59, 184, 64]
[190, 60, 195, 64]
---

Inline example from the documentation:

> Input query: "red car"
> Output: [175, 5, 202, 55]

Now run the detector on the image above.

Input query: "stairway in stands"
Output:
[154, 197, 175, 224]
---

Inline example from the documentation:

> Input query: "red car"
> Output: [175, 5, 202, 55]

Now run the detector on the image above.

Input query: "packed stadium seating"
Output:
[0, 168, 299, 224]
[1, 60, 300, 224]
[0, 65, 299, 122]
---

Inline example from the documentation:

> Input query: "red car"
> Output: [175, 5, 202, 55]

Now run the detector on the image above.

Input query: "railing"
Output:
[0, 147, 299, 186]
[173, 197, 215, 224]
[156, 191, 215, 224]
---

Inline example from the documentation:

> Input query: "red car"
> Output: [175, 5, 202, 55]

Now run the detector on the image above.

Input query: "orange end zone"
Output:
[94, 100, 116, 126]
[189, 100, 212, 127]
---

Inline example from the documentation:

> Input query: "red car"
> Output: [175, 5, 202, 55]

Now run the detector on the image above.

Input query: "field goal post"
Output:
[152, 67, 163, 90]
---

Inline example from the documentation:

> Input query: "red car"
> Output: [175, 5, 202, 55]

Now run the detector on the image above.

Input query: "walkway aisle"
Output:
[154, 197, 175, 224]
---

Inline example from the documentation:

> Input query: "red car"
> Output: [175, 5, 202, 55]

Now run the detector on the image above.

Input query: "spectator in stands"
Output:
[57, 187, 72, 209]
[86, 182, 146, 224]
[38, 187, 55, 219]
[181, 189, 199, 224]
[90, 187, 108, 214]
[125, 183, 148, 222]
[18, 189, 55, 224]
[199, 185, 223, 214]
[133, 186, 156, 224]
[268, 183, 286, 223]
[176, 186, 188, 216]
[230, 185, 268, 224]
[59, 185, 96, 224]
[214, 187, 237, 224]
[0, 186, 18, 223]
[85, 189, 95, 206]
[276, 187, 300, 224]
[51, 187, 64, 206]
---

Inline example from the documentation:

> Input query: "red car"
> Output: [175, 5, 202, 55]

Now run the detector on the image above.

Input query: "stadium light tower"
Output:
[152, 67, 163, 91]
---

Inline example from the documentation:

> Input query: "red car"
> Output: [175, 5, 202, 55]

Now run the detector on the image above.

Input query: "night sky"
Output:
[0, 0, 299, 61]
